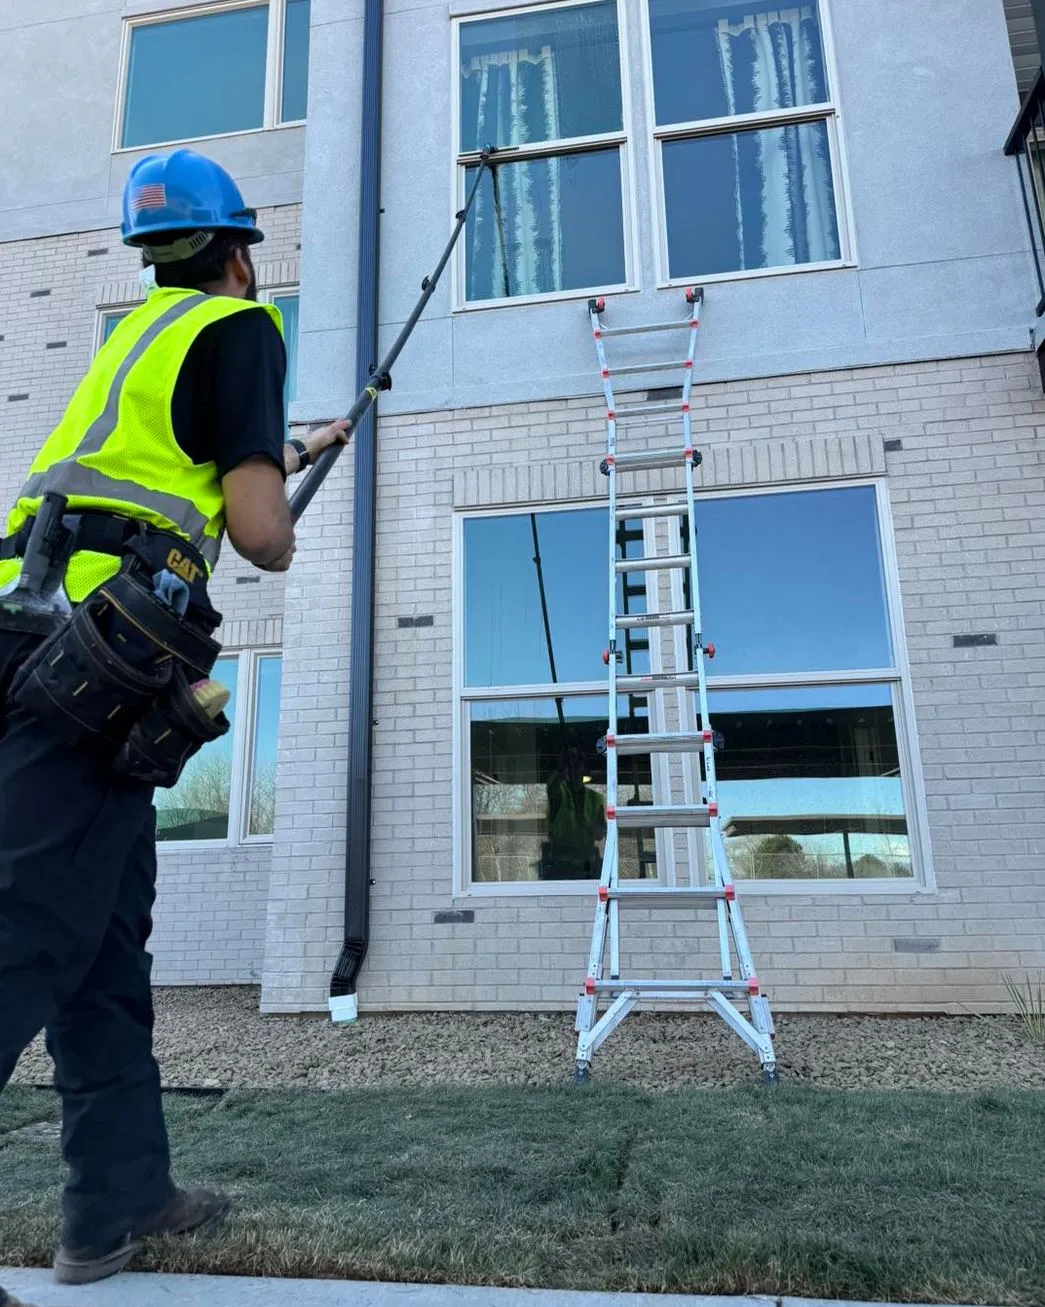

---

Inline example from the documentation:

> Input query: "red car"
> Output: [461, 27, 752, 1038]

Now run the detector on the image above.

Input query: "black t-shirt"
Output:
[170, 307, 287, 480]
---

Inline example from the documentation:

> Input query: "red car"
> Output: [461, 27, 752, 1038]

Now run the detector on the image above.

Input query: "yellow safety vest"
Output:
[0, 288, 283, 603]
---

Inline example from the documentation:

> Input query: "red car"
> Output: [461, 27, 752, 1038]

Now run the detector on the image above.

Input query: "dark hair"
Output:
[142, 232, 249, 291]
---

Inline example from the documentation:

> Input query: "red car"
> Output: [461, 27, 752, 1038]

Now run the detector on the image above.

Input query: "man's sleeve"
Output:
[203, 309, 288, 480]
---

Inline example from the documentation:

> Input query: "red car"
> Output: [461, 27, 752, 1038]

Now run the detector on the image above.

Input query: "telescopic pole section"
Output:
[288, 148, 499, 522]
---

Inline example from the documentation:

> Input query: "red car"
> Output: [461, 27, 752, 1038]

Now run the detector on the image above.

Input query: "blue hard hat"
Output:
[121, 149, 265, 261]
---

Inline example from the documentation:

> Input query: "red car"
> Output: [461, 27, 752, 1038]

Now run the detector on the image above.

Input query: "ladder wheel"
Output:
[685, 286, 705, 305]
[761, 1066, 780, 1086]
[574, 1062, 592, 1085]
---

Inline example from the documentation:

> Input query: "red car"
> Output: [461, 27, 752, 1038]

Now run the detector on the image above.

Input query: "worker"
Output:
[0, 149, 349, 1289]
[541, 746, 607, 879]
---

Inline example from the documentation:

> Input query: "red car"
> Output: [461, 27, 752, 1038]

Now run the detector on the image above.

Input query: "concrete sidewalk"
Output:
[0, 1273, 985, 1307]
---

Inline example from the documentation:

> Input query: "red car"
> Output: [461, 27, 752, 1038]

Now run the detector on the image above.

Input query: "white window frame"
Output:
[639, 0, 858, 289]
[113, 0, 308, 155]
[451, 0, 639, 311]
[157, 647, 282, 850]
[452, 480, 933, 899]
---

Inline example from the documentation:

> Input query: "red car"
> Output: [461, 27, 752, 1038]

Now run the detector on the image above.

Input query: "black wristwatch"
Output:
[289, 438, 311, 471]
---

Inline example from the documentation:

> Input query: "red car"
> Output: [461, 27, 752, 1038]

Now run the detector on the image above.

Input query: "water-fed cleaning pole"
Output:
[288, 147, 499, 522]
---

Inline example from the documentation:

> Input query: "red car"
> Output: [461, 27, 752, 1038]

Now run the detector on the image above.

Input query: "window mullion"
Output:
[457, 131, 627, 167]
[653, 102, 835, 143]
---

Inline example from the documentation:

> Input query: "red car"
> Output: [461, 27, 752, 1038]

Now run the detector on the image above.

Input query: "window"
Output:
[119, 1, 310, 150]
[457, 485, 924, 890]
[156, 650, 282, 844]
[461, 508, 655, 884]
[98, 309, 133, 349]
[456, 1, 629, 304]
[647, 0, 845, 280]
[248, 654, 282, 835]
[266, 291, 300, 426]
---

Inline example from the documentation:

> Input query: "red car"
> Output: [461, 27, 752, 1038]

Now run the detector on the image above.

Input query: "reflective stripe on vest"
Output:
[21, 465, 219, 566]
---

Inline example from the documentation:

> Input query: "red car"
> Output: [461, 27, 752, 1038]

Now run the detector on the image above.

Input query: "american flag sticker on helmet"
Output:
[132, 183, 167, 212]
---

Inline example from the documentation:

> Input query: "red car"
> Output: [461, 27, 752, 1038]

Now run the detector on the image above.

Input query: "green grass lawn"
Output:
[2, 1084, 1043, 1304]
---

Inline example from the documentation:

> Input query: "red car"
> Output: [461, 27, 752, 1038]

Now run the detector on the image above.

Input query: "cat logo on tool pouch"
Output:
[166, 548, 203, 586]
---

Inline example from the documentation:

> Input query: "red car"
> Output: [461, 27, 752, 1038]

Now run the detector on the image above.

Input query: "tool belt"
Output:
[4, 514, 229, 789]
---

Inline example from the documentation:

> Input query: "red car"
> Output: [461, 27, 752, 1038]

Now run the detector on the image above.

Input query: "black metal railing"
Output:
[1005, 67, 1045, 318]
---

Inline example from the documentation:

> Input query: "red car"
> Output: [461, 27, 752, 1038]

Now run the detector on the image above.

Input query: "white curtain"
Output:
[715, 7, 834, 268]
[464, 47, 564, 298]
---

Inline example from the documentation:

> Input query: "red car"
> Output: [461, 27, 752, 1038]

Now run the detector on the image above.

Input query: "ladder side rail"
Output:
[710, 823, 761, 985]
[591, 302, 621, 889]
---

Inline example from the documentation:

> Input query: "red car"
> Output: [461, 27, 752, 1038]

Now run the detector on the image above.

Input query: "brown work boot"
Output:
[133, 1185, 232, 1240]
[53, 1186, 231, 1285]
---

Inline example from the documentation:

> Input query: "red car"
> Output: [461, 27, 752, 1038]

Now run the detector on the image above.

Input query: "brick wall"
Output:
[0, 207, 302, 984]
[265, 352, 1045, 1015]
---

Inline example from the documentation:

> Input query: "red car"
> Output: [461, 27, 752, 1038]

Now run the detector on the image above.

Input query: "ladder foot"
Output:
[573, 1062, 592, 1085]
[761, 1066, 780, 1086]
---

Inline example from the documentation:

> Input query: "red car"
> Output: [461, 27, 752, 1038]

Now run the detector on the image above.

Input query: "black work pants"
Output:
[0, 630, 175, 1251]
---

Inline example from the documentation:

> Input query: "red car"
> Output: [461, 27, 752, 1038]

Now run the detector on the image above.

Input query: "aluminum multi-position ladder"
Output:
[573, 289, 778, 1085]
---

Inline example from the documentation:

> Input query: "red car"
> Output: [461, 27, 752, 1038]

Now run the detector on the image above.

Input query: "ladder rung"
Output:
[611, 804, 712, 828]
[615, 554, 690, 574]
[588, 978, 753, 994]
[608, 360, 688, 376]
[611, 731, 710, 754]
[615, 501, 689, 521]
[613, 400, 687, 419]
[599, 320, 694, 337]
[617, 610, 694, 630]
[609, 449, 695, 473]
[616, 672, 701, 692]
[603, 885, 727, 906]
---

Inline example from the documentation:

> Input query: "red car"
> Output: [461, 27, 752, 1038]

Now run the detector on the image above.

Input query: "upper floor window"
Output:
[454, 0, 848, 304]
[456, 0, 629, 304]
[648, 0, 843, 280]
[119, 0, 310, 151]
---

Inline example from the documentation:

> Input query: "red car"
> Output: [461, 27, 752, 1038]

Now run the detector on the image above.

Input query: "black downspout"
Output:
[330, 0, 383, 1011]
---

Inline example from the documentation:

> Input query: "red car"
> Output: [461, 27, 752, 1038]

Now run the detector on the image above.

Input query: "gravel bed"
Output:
[12, 986, 1045, 1092]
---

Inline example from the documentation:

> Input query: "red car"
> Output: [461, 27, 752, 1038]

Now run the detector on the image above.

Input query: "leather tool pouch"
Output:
[11, 561, 227, 787]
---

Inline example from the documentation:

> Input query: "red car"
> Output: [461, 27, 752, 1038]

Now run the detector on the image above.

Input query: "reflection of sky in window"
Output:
[272, 296, 299, 422]
[465, 510, 609, 687]
[253, 656, 282, 772]
[692, 487, 892, 675]
[464, 488, 892, 688]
